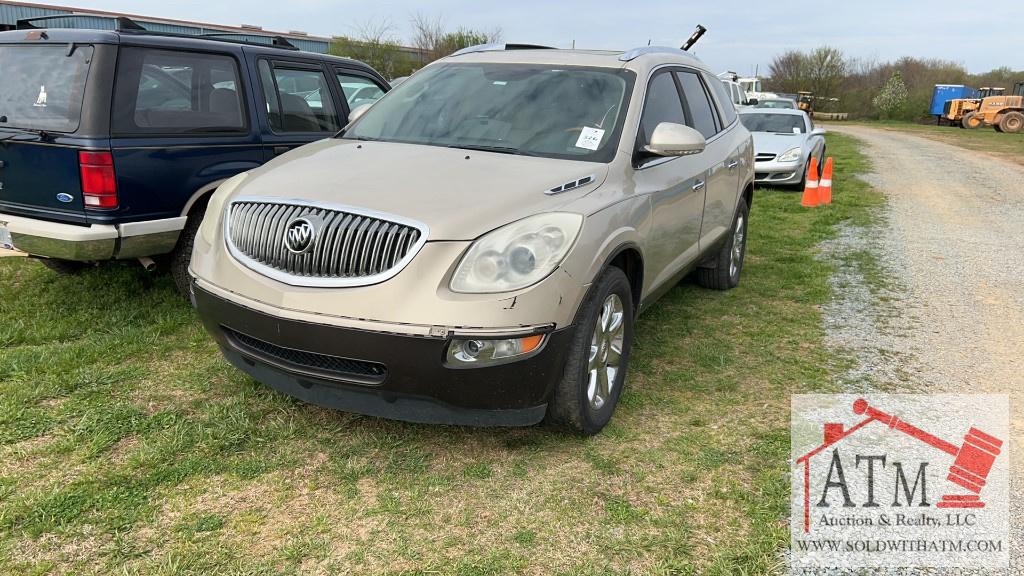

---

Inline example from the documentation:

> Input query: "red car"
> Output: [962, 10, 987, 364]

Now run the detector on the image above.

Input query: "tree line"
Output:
[329, 16, 501, 80]
[768, 47, 1022, 121]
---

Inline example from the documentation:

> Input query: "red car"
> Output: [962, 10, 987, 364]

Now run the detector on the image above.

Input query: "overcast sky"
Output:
[33, 0, 1021, 74]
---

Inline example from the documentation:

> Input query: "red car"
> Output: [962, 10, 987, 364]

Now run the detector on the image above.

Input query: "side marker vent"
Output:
[546, 175, 595, 195]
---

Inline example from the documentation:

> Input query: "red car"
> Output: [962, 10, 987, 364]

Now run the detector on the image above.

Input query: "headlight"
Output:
[451, 212, 583, 293]
[198, 173, 248, 245]
[777, 147, 802, 162]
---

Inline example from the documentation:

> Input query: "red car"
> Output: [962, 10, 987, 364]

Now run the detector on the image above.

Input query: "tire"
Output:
[39, 258, 89, 274]
[962, 112, 983, 129]
[170, 212, 203, 299]
[547, 266, 634, 435]
[998, 111, 1024, 134]
[696, 196, 749, 290]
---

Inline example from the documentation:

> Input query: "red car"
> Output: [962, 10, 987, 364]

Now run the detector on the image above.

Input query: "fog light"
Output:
[447, 334, 546, 366]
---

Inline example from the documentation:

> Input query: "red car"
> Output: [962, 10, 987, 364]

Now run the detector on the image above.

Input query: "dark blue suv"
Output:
[0, 22, 388, 294]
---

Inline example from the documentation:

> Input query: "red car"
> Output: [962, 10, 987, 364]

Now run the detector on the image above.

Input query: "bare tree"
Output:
[768, 50, 808, 94]
[330, 19, 416, 79]
[805, 46, 847, 98]
[410, 12, 445, 62]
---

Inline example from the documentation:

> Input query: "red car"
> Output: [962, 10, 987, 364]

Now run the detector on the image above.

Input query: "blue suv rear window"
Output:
[111, 47, 247, 135]
[0, 44, 94, 133]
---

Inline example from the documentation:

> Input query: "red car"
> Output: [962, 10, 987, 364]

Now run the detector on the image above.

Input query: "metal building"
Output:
[0, 0, 331, 53]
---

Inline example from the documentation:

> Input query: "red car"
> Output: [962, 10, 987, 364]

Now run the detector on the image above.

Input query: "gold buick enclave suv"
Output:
[189, 44, 754, 435]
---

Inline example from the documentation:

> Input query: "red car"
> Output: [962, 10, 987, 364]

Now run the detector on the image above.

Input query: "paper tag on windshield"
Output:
[792, 127, 801, 134]
[575, 127, 605, 151]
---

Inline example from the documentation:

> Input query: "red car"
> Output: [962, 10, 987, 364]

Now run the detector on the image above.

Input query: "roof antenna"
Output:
[681, 25, 706, 51]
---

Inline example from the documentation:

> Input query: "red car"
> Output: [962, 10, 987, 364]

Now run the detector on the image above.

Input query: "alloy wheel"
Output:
[587, 293, 625, 410]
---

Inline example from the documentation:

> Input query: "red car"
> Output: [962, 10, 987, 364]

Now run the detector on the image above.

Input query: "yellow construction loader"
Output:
[962, 82, 1024, 133]
[944, 87, 1004, 126]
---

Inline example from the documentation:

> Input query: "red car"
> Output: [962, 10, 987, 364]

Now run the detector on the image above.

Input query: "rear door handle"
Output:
[273, 146, 291, 156]
[727, 160, 739, 169]
[692, 180, 706, 192]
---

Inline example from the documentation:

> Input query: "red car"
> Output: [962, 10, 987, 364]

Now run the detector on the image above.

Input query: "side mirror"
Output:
[746, 98, 759, 106]
[644, 123, 706, 157]
[348, 103, 372, 124]
[810, 127, 826, 136]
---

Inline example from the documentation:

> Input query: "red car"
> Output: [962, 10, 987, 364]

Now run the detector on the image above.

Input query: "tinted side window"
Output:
[259, 62, 341, 134]
[336, 73, 385, 111]
[639, 72, 685, 145]
[676, 71, 719, 139]
[707, 76, 738, 126]
[112, 48, 245, 135]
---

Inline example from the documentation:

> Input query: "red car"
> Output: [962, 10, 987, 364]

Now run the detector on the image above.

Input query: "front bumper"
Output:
[754, 159, 803, 185]
[193, 284, 577, 426]
[0, 212, 186, 260]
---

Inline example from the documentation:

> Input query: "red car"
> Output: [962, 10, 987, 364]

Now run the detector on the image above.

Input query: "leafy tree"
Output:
[873, 71, 909, 119]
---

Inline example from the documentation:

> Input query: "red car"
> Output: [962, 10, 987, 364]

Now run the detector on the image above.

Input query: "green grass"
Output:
[837, 119, 1024, 165]
[0, 133, 882, 575]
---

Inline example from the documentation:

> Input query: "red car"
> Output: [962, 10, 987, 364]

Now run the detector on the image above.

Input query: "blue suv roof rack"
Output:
[16, 14, 146, 31]
[15, 14, 300, 51]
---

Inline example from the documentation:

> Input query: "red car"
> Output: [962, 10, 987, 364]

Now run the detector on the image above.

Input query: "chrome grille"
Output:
[755, 152, 776, 162]
[225, 198, 427, 287]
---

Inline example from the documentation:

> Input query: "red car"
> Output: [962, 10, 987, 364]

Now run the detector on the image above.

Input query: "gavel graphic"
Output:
[853, 399, 1003, 508]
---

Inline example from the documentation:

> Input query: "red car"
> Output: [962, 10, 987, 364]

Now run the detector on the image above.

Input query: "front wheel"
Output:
[547, 266, 634, 435]
[962, 112, 983, 129]
[998, 111, 1024, 134]
[696, 196, 749, 290]
[170, 212, 203, 299]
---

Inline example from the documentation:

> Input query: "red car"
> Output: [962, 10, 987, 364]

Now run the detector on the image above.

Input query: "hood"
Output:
[751, 131, 808, 156]
[230, 139, 608, 241]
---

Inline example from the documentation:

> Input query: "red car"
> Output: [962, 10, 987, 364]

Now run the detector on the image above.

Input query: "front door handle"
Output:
[692, 180, 706, 192]
[727, 160, 739, 169]
[273, 146, 291, 156]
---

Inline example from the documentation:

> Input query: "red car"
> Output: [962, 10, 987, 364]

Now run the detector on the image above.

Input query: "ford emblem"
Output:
[56, 193, 74, 203]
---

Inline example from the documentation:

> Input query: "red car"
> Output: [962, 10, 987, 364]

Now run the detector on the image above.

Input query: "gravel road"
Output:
[818, 124, 1023, 574]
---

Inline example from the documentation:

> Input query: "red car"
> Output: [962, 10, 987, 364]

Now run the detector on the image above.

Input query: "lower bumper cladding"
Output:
[192, 284, 576, 426]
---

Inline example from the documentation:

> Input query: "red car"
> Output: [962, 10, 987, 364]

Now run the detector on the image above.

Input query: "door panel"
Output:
[635, 157, 708, 290]
[676, 70, 739, 248]
[634, 70, 706, 290]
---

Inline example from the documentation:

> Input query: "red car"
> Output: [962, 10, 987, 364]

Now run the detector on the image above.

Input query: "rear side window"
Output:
[675, 71, 720, 139]
[0, 45, 94, 133]
[707, 76, 738, 126]
[639, 72, 685, 145]
[335, 73, 385, 111]
[112, 48, 246, 135]
[259, 61, 341, 133]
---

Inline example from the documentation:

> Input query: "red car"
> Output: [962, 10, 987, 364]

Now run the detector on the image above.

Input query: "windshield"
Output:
[0, 45, 94, 133]
[345, 63, 634, 162]
[756, 100, 795, 109]
[739, 113, 806, 134]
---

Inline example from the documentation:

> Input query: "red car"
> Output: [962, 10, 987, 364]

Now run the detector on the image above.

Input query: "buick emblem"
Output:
[284, 216, 317, 254]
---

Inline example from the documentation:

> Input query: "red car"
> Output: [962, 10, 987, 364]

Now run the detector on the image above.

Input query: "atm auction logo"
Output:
[791, 394, 1009, 569]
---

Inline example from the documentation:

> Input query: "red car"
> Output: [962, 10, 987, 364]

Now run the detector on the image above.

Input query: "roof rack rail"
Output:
[201, 32, 299, 50]
[619, 46, 692, 62]
[449, 43, 555, 57]
[16, 15, 147, 31]
[13, 15, 307, 52]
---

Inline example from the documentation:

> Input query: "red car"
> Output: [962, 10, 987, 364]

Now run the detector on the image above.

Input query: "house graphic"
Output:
[795, 398, 1004, 533]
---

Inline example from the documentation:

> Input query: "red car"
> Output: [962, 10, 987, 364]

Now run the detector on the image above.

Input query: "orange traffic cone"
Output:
[819, 157, 833, 205]
[800, 157, 820, 207]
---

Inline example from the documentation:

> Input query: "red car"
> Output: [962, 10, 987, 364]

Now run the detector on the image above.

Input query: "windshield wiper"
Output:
[0, 123, 54, 142]
[447, 144, 535, 156]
